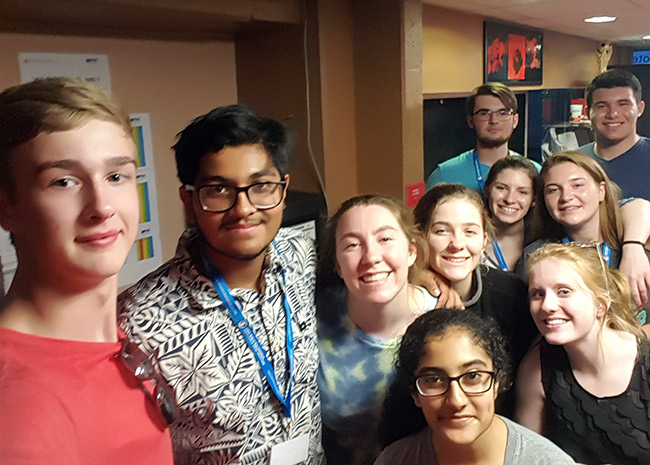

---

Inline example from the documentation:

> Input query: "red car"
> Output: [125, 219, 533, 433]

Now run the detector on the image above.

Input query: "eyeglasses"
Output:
[564, 240, 610, 293]
[415, 370, 496, 397]
[186, 181, 287, 213]
[472, 109, 514, 121]
[115, 338, 177, 425]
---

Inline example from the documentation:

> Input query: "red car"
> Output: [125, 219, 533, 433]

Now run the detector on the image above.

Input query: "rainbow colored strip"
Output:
[132, 126, 146, 168]
[138, 183, 151, 223]
[136, 236, 154, 260]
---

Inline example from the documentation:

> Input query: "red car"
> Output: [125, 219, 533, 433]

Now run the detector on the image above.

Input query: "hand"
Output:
[415, 268, 464, 309]
[619, 243, 650, 309]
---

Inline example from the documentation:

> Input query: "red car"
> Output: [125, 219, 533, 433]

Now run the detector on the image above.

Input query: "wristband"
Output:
[622, 240, 646, 247]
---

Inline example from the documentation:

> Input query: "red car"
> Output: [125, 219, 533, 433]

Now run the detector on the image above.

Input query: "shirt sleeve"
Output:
[425, 167, 444, 191]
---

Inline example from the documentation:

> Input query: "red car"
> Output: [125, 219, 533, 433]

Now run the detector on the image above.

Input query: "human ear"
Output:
[0, 190, 19, 233]
[411, 390, 422, 408]
[179, 185, 197, 224]
[407, 242, 417, 268]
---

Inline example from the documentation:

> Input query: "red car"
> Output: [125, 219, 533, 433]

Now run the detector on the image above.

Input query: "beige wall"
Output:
[423, 5, 601, 94]
[0, 32, 237, 260]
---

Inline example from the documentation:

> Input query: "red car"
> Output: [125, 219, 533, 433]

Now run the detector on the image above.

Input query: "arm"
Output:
[619, 199, 650, 308]
[413, 268, 464, 309]
[514, 345, 545, 433]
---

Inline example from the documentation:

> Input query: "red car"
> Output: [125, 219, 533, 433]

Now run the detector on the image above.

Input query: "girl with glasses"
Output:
[517, 243, 650, 465]
[316, 194, 437, 465]
[482, 156, 538, 272]
[376, 309, 574, 465]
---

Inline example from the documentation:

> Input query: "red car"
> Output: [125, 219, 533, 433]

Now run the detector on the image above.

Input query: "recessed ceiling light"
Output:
[643, 35, 650, 40]
[584, 16, 616, 23]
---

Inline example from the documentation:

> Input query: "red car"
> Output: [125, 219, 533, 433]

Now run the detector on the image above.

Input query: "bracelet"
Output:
[622, 240, 646, 247]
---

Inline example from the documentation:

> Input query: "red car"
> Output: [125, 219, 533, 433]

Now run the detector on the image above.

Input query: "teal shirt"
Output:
[425, 149, 541, 193]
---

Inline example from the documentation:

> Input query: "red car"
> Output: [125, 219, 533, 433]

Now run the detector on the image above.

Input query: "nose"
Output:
[540, 292, 558, 313]
[230, 190, 257, 217]
[447, 233, 465, 251]
[504, 189, 517, 204]
[85, 181, 115, 222]
[446, 380, 469, 408]
[361, 240, 381, 265]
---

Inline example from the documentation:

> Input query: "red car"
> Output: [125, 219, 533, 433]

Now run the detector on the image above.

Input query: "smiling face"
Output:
[528, 257, 604, 347]
[180, 143, 288, 265]
[335, 204, 416, 306]
[413, 329, 499, 448]
[427, 198, 488, 297]
[488, 168, 534, 226]
[468, 95, 519, 149]
[0, 119, 139, 286]
[589, 86, 645, 148]
[543, 162, 605, 239]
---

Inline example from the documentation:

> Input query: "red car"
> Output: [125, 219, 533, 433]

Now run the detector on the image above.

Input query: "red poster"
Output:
[508, 33, 526, 80]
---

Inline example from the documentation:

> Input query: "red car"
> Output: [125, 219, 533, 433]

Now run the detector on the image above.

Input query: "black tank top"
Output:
[540, 339, 650, 465]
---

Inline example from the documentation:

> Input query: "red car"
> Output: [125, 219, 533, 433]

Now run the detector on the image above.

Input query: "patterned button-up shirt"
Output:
[119, 227, 323, 465]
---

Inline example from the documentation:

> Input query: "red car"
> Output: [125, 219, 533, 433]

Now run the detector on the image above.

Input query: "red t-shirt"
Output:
[0, 327, 173, 465]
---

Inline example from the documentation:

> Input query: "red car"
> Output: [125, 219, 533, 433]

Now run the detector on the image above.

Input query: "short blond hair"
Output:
[0, 77, 132, 192]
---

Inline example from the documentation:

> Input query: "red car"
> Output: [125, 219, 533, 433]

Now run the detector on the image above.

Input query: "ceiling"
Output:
[423, 0, 650, 48]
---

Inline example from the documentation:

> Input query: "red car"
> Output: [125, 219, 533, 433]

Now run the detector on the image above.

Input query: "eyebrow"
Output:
[416, 359, 490, 376]
[338, 225, 399, 241]
[199, 168, 280, 185]
[430, 221, 481, 228]
[34, 156, 136, 174]
[545, 176, 587, 187]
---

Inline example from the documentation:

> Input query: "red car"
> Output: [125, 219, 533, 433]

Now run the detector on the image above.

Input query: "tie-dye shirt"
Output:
[317, 286, 436, 465]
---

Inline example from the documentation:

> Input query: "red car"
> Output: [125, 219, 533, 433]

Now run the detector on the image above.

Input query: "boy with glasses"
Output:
[425, 82, 540, 194]
[119, 104, 323, 464]
[0, 77, 173, 464]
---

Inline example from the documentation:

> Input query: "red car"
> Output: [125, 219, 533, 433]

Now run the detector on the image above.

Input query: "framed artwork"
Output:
[484, 20, 543, 86]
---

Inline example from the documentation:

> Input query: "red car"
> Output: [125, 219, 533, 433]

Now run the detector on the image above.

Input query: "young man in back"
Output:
[425, 82, 540, 193]
[119, 104, 323, 464]
[0, 77, 174, 465]
[578, 69, 650, 309]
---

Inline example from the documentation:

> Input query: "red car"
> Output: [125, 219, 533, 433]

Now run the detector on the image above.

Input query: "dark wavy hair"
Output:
[379, 309, 511, 447]
[173, 104, 292, 185]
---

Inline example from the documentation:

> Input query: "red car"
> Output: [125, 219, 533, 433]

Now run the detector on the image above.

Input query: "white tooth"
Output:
[546, 318, 567, 325]
[362, 272, 389, 283]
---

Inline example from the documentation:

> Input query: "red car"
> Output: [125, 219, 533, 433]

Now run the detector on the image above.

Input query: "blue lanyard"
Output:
[472, 150, 485, 193]
[561, 237, 612, 267]
[205, 246, 294, 417]
[491, 240, 509, 272]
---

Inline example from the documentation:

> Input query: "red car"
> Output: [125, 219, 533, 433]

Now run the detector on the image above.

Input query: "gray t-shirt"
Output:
[373, 416, 575, 465]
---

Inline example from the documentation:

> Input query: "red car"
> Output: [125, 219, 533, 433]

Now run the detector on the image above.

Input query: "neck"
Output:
[434, 415, 507, 465]
[475, 144, 510, 167]
[0, 269, 119, 342]
[346, 284, 414, 338]
[594, 133, 640, 161]
[495, 217, 525, 239]
[451, 272, 475, 302]
[563, 324, 618, 375]
[205, 246, 267, 291]
[564, 220, 601, 243]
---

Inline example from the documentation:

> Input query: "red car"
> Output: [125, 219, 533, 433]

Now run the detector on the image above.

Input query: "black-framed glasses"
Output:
[115, 338, 177, 426]
[472, 108, 514, 121]
[415, 370, 496, 397]
[186, 181, 287, 213]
